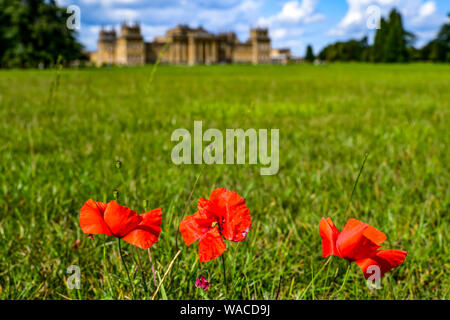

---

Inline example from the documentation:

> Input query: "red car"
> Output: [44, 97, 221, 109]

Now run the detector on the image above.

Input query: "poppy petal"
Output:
[336, 218, 386, 261]
[206, 188, 252, 242]
[319, 217, 341, 258]
[122, 208, 163, 249]
[79, 199, 112, 236]
[198, 227, 226, 262]
[179, 211, 213, 246]
[103, 200, 142, 238]
[363, 224, 387, 246]
[355, 249, 407, 280]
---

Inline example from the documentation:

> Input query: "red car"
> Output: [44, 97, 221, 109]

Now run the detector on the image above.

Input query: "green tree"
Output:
[417, 14, 449, 62]
[305, 45, 315, 62]
[429, 13, 450, 61]
[372, 9, 414, 62]
[384, 9, 407, 62]
[318, 37, 368, 62]
[436, 14, 450, 45]
[0, 0, 83, 68]
[372, 18, 388, 62]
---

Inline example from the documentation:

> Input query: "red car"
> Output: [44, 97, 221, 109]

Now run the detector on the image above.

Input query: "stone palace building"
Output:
[90, 23, 275, 66]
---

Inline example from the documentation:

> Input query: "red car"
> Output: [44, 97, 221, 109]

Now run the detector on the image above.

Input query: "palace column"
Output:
[175, 41, 180, 64]
[177, 39, 182, 64]
[205, 40, 210, 64]
[208, 40, 214, 64]
[188, 35, 196, 65]
[212, 40, 217, 63]
[168, 40, 173, 64]
[204, 41, 207, 64]
[181, 40, 187, 64]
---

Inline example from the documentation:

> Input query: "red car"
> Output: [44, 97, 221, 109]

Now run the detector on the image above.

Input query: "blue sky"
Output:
[58, 0, 450, 56]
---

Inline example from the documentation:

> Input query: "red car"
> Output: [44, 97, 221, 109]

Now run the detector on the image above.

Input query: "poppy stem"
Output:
[134, 247, 148, 295]
[345, 152, 369, 214]
[330, 263, 351, 299]
[103, 238, 114, 297]
[118, 238, 135, 299]
[175, 169, 203, 251]
[148, 248, 158, 288]
[275, 276, 282, 300]
[323, 256, 333, 297]
[299, 256, 332, 299]
[221, 254, 228, 297]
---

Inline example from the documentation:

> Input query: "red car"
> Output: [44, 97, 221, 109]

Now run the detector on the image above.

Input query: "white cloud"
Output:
[271, 27, 305, 40]
[419, 1, 436, 17]
[271, 28, 288, 40]
[80, 0, 145, 5]
[79, 25, 101, 51]
[194, 0, 263, 31]
[256, 1, 322, 55]
[258, 0, 324, 27]
[140, 25, 172, 41]
[412, 1, 437, 25]
[105, 8, 141, 21]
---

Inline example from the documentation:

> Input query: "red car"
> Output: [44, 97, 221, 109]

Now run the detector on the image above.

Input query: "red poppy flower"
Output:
[179, 188, 251, 262]
[319, 218, 407, 279]
[79, 199, 162, 249]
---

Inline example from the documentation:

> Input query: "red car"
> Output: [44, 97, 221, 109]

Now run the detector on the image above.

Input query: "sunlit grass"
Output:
[0, 63, 448, 299]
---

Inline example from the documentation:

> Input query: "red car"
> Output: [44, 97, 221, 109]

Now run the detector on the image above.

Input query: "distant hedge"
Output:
[0, 0, 84, 68]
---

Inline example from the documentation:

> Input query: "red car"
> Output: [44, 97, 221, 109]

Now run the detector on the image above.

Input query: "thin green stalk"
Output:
[330, 263, 351, 299]
[299, 256, 332, 299]
[146, 39, 172, 93]
[221, 254, 228, 297]
[151, 250, 181, 300]
[322, 255, 333, 298]
[148, 248, 158, 288]
[134, 247, 148, 295]
[118, 238, 135, 299]
[103, 239, 114, 297]
[345, 152, 369, 214]
[47, 55, 63, 106]
[175, 168, 204, 250]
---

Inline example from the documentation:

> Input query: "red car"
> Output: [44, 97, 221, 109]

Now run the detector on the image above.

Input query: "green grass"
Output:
[0, 63, 448, 300]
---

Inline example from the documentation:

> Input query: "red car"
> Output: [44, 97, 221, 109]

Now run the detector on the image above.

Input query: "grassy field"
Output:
[0, 63, 448, 300]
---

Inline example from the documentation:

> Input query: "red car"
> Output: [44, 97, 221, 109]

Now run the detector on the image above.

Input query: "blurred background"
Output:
[0, 0, 449, 68]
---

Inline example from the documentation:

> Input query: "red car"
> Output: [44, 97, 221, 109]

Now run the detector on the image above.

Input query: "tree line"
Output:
[306, 9, 450, 63]
[0, 0, 83, 68]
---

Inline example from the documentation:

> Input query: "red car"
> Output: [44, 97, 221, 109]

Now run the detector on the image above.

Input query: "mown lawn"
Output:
[0, 63, 448, 299]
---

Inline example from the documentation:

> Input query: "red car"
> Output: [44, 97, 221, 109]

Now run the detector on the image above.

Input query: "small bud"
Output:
[113, 189, 119, 200]
[195, 275, 210, 291]
[142, 199, 149, 210]
[72, 239, 81, 249]
[115, 160, 122, 169]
